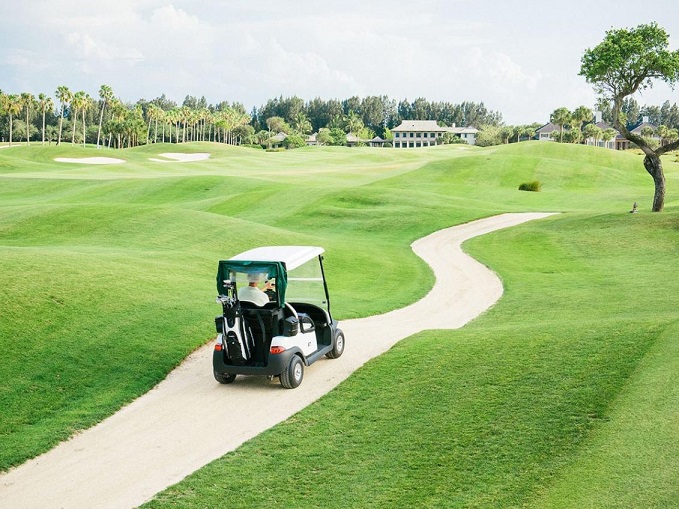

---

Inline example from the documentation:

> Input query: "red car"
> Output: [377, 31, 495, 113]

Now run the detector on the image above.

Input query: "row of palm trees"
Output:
[0, 85, 252, 148]
[549, 105, 679, 146]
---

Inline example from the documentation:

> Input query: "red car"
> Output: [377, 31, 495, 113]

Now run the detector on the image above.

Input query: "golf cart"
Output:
[213, 246, 345, 389]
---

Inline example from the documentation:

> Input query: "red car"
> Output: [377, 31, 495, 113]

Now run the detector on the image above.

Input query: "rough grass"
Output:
[143, 210, 679, 509]
[1, 141, 678, 508]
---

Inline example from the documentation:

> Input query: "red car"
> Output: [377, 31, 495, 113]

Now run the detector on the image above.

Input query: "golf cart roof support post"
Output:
[317, 254, 332, 320]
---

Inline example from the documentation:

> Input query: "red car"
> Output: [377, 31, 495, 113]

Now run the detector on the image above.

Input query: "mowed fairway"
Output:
[1, 142, 678, 507]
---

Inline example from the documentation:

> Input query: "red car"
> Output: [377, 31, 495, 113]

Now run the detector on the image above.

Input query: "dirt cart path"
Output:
[0, 212, 554, 509]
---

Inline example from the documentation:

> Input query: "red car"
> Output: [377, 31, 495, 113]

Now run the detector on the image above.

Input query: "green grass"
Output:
[143, 211, 679, 509]
[1, 141, 678, 507]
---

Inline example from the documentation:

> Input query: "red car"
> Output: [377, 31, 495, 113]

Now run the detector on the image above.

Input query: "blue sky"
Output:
[1, 0, 677, 125]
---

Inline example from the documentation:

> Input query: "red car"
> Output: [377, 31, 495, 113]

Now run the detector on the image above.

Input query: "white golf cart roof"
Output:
[229, 246, 324, 271]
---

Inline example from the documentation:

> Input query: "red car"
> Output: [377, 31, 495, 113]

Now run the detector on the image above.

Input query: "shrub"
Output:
[518, 180, 542, 192]
[283, 134, 306, 149]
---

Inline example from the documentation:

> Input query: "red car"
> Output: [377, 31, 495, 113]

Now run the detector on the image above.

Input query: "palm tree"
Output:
[81, 93, 92, 147]
[343, 110, 364, 136]
[180, 106, 192, 143]
[38, 93, 54, 145]
[5, 94, 22, 146]
[108, 98, 127, 148]
[293, 112, 312, 136]
[96, 85, 114, 149]
[571, 106, 593, 143]
[71, 91, 83, 144]
[582, 123, 602, 147]
[550, 107, 572, 143]
[71, 91, 90, 146]
[20, 92, 35, 145]
[55, 86, 72, 146]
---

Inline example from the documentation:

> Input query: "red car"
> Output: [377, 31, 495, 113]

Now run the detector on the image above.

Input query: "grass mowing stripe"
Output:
[525, 319, 679, 508]
[1, 142, 677, 507]
[144, 210, 679, 508]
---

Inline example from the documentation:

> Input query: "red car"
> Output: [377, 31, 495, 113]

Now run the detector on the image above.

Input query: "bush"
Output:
[241, 144, 264, 150]
[283, 134, 306, 149]
[518, 180, 542, 192]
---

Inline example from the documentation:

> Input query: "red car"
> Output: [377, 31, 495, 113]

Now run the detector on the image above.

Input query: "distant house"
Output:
[631, 116, 660, 144]
[584, 112, 629, 150]
[305, 133, 318, 146]
[391, 120, 478, 147]
[452, 126, 479, 145]
[535, 122, 560, 141]
[368, 136, 387, 147]
[345, 133, 360, 147]
[268, 132, 287, 148]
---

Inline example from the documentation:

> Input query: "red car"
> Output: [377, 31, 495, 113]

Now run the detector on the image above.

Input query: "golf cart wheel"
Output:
[280, 355, 304, 389]
[214, 370, 237, 384]
[326, 328, 345, 359]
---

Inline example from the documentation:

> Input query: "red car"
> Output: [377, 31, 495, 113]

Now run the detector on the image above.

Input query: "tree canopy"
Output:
[580, 22, 679, 211]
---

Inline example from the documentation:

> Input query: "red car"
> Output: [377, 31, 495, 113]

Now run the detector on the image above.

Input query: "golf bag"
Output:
[216, 281, 254, 365]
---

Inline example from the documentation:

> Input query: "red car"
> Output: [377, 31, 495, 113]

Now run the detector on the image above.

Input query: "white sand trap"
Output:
[0, 212, 556, 509]
[54, 157, 125, 165]
[149, 152, 210, 162]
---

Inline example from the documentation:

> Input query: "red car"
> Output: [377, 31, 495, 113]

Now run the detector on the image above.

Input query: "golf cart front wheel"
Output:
[280, 355, 304, 389]
[214, 371, 237, 384]
[326, 328, 345, 359]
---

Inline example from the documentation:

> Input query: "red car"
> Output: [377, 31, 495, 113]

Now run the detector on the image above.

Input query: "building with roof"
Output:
[631, 116, 660, 143]
[391, 120, 478, 147]
[535, 122, 560, 141]
[583, 111, 629, 150]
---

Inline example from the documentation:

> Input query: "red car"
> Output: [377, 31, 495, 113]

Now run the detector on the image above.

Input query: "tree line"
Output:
[545, 101, 679, 148]
[0, 86, 503, 148]
[1, 85, 678, 150]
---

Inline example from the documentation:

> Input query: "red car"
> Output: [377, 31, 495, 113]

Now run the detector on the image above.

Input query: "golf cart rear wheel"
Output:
[326, 328, 345, 359]
[280, 355, 304, 389]
[214, 371, 237, 384]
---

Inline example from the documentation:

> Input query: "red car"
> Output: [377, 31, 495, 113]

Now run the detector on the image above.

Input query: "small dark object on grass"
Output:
[518, 180, 542, 192]
[630, 202, 638, 213]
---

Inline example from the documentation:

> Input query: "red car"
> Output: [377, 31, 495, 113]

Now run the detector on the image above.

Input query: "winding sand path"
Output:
[0, 212, 554, 508]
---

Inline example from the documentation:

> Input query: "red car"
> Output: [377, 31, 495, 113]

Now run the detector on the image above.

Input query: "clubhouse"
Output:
[391, 120, 478, 147]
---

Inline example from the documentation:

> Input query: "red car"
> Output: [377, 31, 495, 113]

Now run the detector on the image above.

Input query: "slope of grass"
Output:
[1, 141, 678, 508]
[143, 208, 679, 508]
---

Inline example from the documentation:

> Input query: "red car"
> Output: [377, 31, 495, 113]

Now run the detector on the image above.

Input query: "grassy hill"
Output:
[1, 142, 677, 507]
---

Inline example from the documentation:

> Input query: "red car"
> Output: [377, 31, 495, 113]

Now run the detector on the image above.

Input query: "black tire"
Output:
[280, 355, 304, 389]
[214, 370, 237, 384]
[326, 328, 345, 359]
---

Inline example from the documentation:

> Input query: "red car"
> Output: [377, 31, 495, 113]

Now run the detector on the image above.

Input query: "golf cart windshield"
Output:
[286, 256, 328, 310]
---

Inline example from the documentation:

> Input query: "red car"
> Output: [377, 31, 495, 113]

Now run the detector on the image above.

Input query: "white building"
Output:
[391, 120, 478, 147]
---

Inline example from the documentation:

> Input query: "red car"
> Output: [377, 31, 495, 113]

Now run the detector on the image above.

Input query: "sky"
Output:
[1, 0, 678, 125]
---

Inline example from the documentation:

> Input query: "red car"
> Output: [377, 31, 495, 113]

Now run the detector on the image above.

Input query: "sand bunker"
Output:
[54, 157, 125, 165]
[149, 153, 210, 162]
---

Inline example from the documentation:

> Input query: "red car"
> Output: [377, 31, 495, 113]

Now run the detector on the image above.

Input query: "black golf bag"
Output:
[215, 281, 254, 365]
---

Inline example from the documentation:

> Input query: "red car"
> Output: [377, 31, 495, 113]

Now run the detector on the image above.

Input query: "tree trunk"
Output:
[643, 154, 665, 212]
[97, 103, 105, 148]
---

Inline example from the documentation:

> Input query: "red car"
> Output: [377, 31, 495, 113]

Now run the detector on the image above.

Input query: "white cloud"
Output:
[1, 0, 677, 123]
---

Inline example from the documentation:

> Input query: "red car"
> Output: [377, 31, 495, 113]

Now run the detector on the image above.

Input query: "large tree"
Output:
[71, 91, 89, 145]
[20, 93, 35, 144]
[2, 94, 22, 146]
[580, 22, 679, 211]
[96, 85, 114, 148]
[38, 93, 54, 145]
[55, 86, 73, 146]
[550, 107, 571, 143]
